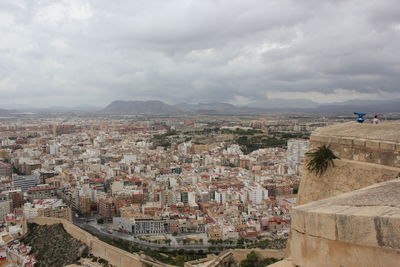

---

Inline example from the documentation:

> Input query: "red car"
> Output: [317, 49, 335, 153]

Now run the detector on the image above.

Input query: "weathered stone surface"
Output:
[380, 142, 396, 151]
[309, 122, 400, 167]
[290, 230, 400, 267]
[365, 140, 380, 149]
[290, 208, 306, 233]
[353, 139, 367, 147]
[303, 206, 348, 240]
[295, 179, 400, 250]
[396, 144, 400, 152]
[289, 121, 400, 267]
[312, 121, 400, 143]
[333, 180, 400, 207]
[335, 207, 380, 247]
[374, 211, 400, 250]
[297, 159, 400, 205]
[340, 137, 353, 146]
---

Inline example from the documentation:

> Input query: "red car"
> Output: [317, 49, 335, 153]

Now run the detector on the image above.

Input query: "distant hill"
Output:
[0, 108, 9, 115]
[104, 100, 182, 114]
[8, 98, 394, 116]
[104, 98, 400, 115]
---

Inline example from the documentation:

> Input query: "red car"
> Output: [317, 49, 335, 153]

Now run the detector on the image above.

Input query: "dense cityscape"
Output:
[0, 114, 346, 265]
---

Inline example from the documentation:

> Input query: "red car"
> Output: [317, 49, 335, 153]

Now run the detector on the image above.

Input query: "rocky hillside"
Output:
[21, 223, 89, 267]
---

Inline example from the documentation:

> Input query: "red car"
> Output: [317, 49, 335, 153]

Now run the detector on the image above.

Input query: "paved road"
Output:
[73, 218, 226, 251]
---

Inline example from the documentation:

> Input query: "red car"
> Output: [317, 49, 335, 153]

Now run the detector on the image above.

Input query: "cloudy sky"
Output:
[1, 0, 400, 108]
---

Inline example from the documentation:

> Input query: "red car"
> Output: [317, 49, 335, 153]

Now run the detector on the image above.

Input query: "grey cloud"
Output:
[0, 0, 399, 108]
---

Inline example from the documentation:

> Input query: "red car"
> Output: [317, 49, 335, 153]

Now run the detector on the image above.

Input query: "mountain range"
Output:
[104, 100, 182, 114]
[0, 108, 10, 115]
[102, 99, 400, 115]
[1, 99, 399, 116]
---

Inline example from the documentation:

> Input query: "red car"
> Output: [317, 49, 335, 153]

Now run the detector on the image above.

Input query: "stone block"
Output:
[335, 206, 392, 248]
[374, 210, 400, 250]
[290, 228, 400, 267]
[396, 144, 400, 152]
[304, 206, 349, 240]
[329, 136, 341, 144]
[336, 207, 378, 247]
[340, 138, 353, 146]
[291, 208, 306, 233]
[310, 135, 324, 143]
[353, 139, 367, 147]
[379, 142, 396, 151]
[365, 140, 380, 149]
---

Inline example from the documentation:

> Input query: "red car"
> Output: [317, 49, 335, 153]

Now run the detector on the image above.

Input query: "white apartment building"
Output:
[287, 139, 309, 175]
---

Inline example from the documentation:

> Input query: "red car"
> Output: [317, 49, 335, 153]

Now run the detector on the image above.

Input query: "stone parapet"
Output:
[310, 135, 400, 152]
[311, 121, 400, 143]
[290, 230, 400, 267]
[309, 121, 400, 167]
[291, 179, 400, 266]
[297, 159, 400, 205]
[290, 121, 400, 266]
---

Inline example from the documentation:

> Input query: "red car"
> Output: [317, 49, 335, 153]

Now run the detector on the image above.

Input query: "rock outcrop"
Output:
[21, 223, 88, 267]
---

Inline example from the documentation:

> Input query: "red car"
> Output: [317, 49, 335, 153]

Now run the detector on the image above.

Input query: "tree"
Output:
[97, 218, 104, 224]
[240, 251, 260, 267]
[174, 255, 185, 267]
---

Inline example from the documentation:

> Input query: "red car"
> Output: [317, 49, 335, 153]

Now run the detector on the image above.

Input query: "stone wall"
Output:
[297, 122, 400, 205]
[26, 217, 166, 267]
[291, 179, 400, 267]
[310, 133, 400, 168]
[297, 159, 400, 205]
[290, 230, 400, 267]
[282, 122, 400, 267]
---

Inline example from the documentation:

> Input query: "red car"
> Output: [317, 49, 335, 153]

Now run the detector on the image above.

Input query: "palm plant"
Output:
[305, 145, 339, 176]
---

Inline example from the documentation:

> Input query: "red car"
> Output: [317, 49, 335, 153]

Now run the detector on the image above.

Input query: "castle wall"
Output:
[297, 159, 400, 205]
[287, 122, 400, 267]
[290, 230, 400, 267]
[297, 122, 400, 205]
